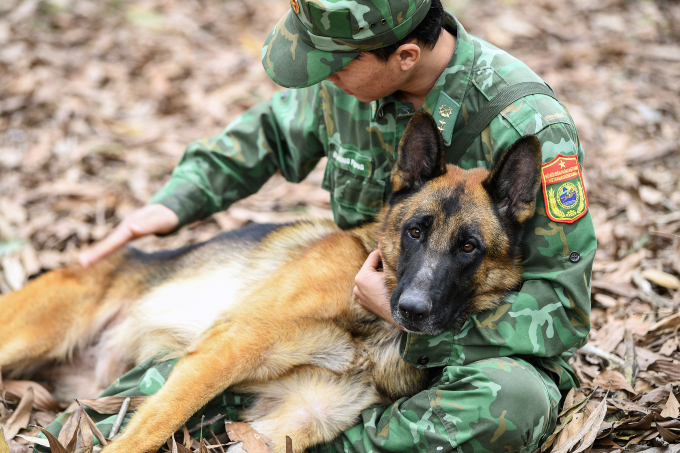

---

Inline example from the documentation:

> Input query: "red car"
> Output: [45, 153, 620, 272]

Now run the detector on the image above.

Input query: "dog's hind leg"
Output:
[234, 367, 383, 453]
[0, 254, 142, 377]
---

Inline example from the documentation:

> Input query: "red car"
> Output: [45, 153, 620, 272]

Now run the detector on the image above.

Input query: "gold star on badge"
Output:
[559, 160, 566, 168]
[438, 105, 453, 118]
[438, 120, 446, 131]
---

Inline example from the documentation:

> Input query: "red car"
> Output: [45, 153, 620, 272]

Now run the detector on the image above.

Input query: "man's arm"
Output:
[80, 87, 327, 266]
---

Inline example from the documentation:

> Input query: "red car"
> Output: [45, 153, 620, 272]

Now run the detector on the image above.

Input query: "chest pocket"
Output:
[322, 147, 386, 228]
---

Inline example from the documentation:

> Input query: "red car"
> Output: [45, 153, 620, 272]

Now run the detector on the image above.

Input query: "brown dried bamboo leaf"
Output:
[58, 407, 83, 448]
[15, 434, 50, 448]
[174, 442, 192, 453]
[76, 410, 93, 451]
[541, 393, 592, 451]
[65, 426, 79, 453]
[77, 396, 147, 414]
[2, 380, 62, 412]
[562, 388, 576, 414]
[0, 429, 9, 453]
[2, 387, 34, 441]
[638, 385, 671, 405]
[592, 370, 636, 393]
[641, 269, 680, 290]
[199, 438, 209, 453]
[661, 391, 680, 419]
[552, 396, 608, 453]
[648, 359, 680, 381]
[36, 427, 68, 453]
[81, 410, 107, 447]
[225, 421, 273, 453]
[647, 312, 680, 334]
[656, 423, 680, 443]
[182, 425, 191, 448]
[572, 397, 609, 453]
[552, 413, 586, 452]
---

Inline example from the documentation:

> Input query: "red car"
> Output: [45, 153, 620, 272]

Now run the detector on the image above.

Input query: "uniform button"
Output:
[569, 251, 580, 263]
[417, 356, 429, 365]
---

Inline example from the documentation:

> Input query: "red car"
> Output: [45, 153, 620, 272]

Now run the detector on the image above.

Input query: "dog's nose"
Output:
[398, 294, 432, 321]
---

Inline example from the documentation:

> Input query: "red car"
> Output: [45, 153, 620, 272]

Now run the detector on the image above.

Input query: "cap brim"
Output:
[261, 11, 360, 89]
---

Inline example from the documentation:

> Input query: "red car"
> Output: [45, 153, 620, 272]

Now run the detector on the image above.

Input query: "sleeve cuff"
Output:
[148, 178, 212, 230]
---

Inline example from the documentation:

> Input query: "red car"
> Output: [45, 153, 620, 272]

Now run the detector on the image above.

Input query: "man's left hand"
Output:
[354, 250, 404, 330]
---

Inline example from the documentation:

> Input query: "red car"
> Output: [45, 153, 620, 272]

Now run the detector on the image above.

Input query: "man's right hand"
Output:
[79, 204, 180, 268]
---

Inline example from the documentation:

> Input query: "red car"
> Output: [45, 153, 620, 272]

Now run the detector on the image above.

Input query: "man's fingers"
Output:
[360, 249, 383, 272]
[78, 225, 134, 267]
[79, 204, 179, 268]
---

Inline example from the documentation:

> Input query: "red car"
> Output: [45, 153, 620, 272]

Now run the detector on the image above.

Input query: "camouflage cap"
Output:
[261, 0, 433, 88]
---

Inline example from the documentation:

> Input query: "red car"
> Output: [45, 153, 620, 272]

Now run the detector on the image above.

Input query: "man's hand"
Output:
[79, 204, 180, 268]
[354, 250, 404, 330]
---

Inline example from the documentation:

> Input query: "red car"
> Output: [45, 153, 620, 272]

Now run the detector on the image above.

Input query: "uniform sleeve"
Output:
[149, 86, 327, 228]
[455, 117, 596, 370]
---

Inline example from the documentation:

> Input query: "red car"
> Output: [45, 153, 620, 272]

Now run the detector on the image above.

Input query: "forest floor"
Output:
[1, 0, 680, 451]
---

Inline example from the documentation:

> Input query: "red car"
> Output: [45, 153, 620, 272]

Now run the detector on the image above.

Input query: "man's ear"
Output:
[482, 135, 543, 225]
[391, 111, 447, 195]
[395, 43, 420, 71]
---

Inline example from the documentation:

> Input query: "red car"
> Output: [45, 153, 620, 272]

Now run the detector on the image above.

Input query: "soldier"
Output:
[68, 0, 596, 452]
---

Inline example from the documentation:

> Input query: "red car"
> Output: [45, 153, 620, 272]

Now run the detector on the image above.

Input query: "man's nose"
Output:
[326, 74, 339, 83]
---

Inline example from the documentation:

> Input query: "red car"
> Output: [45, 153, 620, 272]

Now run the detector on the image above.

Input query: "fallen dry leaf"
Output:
[36, 427, 68, 453]
[661, 392, 680, 419]
[82, 409, 108, 447]
[657, 424, 680, 443]
[642, 269, 680, 290]
[77, 396, 147, 414]
[0, 429, 9, 453]
[2, 380, 62, 412]
[592, 370, 636, 394]
[58, 406, 84, 448]
[225, 421, 273, 453]
[552, 412, 586, 452]
[552, 395, 609, 453]
[2, 387, 33, 441]
[572, 397, 609, 453]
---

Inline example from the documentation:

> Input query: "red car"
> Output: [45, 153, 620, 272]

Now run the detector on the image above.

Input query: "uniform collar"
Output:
[371, 13, 475, 132]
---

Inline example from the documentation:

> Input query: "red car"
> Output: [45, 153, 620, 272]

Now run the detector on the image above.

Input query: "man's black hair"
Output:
[368, 0, 445, 62]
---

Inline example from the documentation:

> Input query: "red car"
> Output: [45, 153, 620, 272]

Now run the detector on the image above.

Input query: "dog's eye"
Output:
[408, 227, 421, 239]
[462, 242, 475, 253]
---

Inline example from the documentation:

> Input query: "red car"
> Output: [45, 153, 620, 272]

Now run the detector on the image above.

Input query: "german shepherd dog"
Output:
[0, 112, 542, 453]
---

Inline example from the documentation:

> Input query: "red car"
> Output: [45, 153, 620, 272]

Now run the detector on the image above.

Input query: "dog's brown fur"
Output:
[0, 112, 543, 453]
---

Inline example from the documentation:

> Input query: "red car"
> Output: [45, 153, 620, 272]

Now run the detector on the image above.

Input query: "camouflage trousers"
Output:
[37, 356, 561, 453]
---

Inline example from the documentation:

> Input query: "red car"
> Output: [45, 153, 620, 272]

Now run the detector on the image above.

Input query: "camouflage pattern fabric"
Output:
[97, 13, 596, 453]
[262, 0, 432, 88]
[35, 358, 254, 451]
[37, 356, 560, 453]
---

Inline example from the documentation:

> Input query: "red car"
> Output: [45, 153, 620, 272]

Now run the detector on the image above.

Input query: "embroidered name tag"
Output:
[541, 154, 589, 223]
[331, 149, 372, 178]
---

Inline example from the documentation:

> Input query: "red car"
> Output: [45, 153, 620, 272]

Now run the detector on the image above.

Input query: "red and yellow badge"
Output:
[290, 0, 300, 14]
[541, 154, 589, 223]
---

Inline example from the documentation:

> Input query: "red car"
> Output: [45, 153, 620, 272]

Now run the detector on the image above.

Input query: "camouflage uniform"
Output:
[39, 2, 596, 452]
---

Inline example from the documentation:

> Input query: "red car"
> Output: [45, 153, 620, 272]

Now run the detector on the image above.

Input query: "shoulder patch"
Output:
[541, 154, 589, 223]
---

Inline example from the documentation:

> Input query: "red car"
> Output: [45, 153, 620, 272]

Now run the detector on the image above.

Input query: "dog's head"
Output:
[377, 111, 542, 335]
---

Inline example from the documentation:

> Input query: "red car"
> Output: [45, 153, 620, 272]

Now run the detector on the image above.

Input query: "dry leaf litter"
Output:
[1, 0, 679, 452]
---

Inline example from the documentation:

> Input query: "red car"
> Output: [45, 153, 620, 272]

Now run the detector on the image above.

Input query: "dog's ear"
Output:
[483, 135, 543, 225]
[391, 111, 447, 194]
